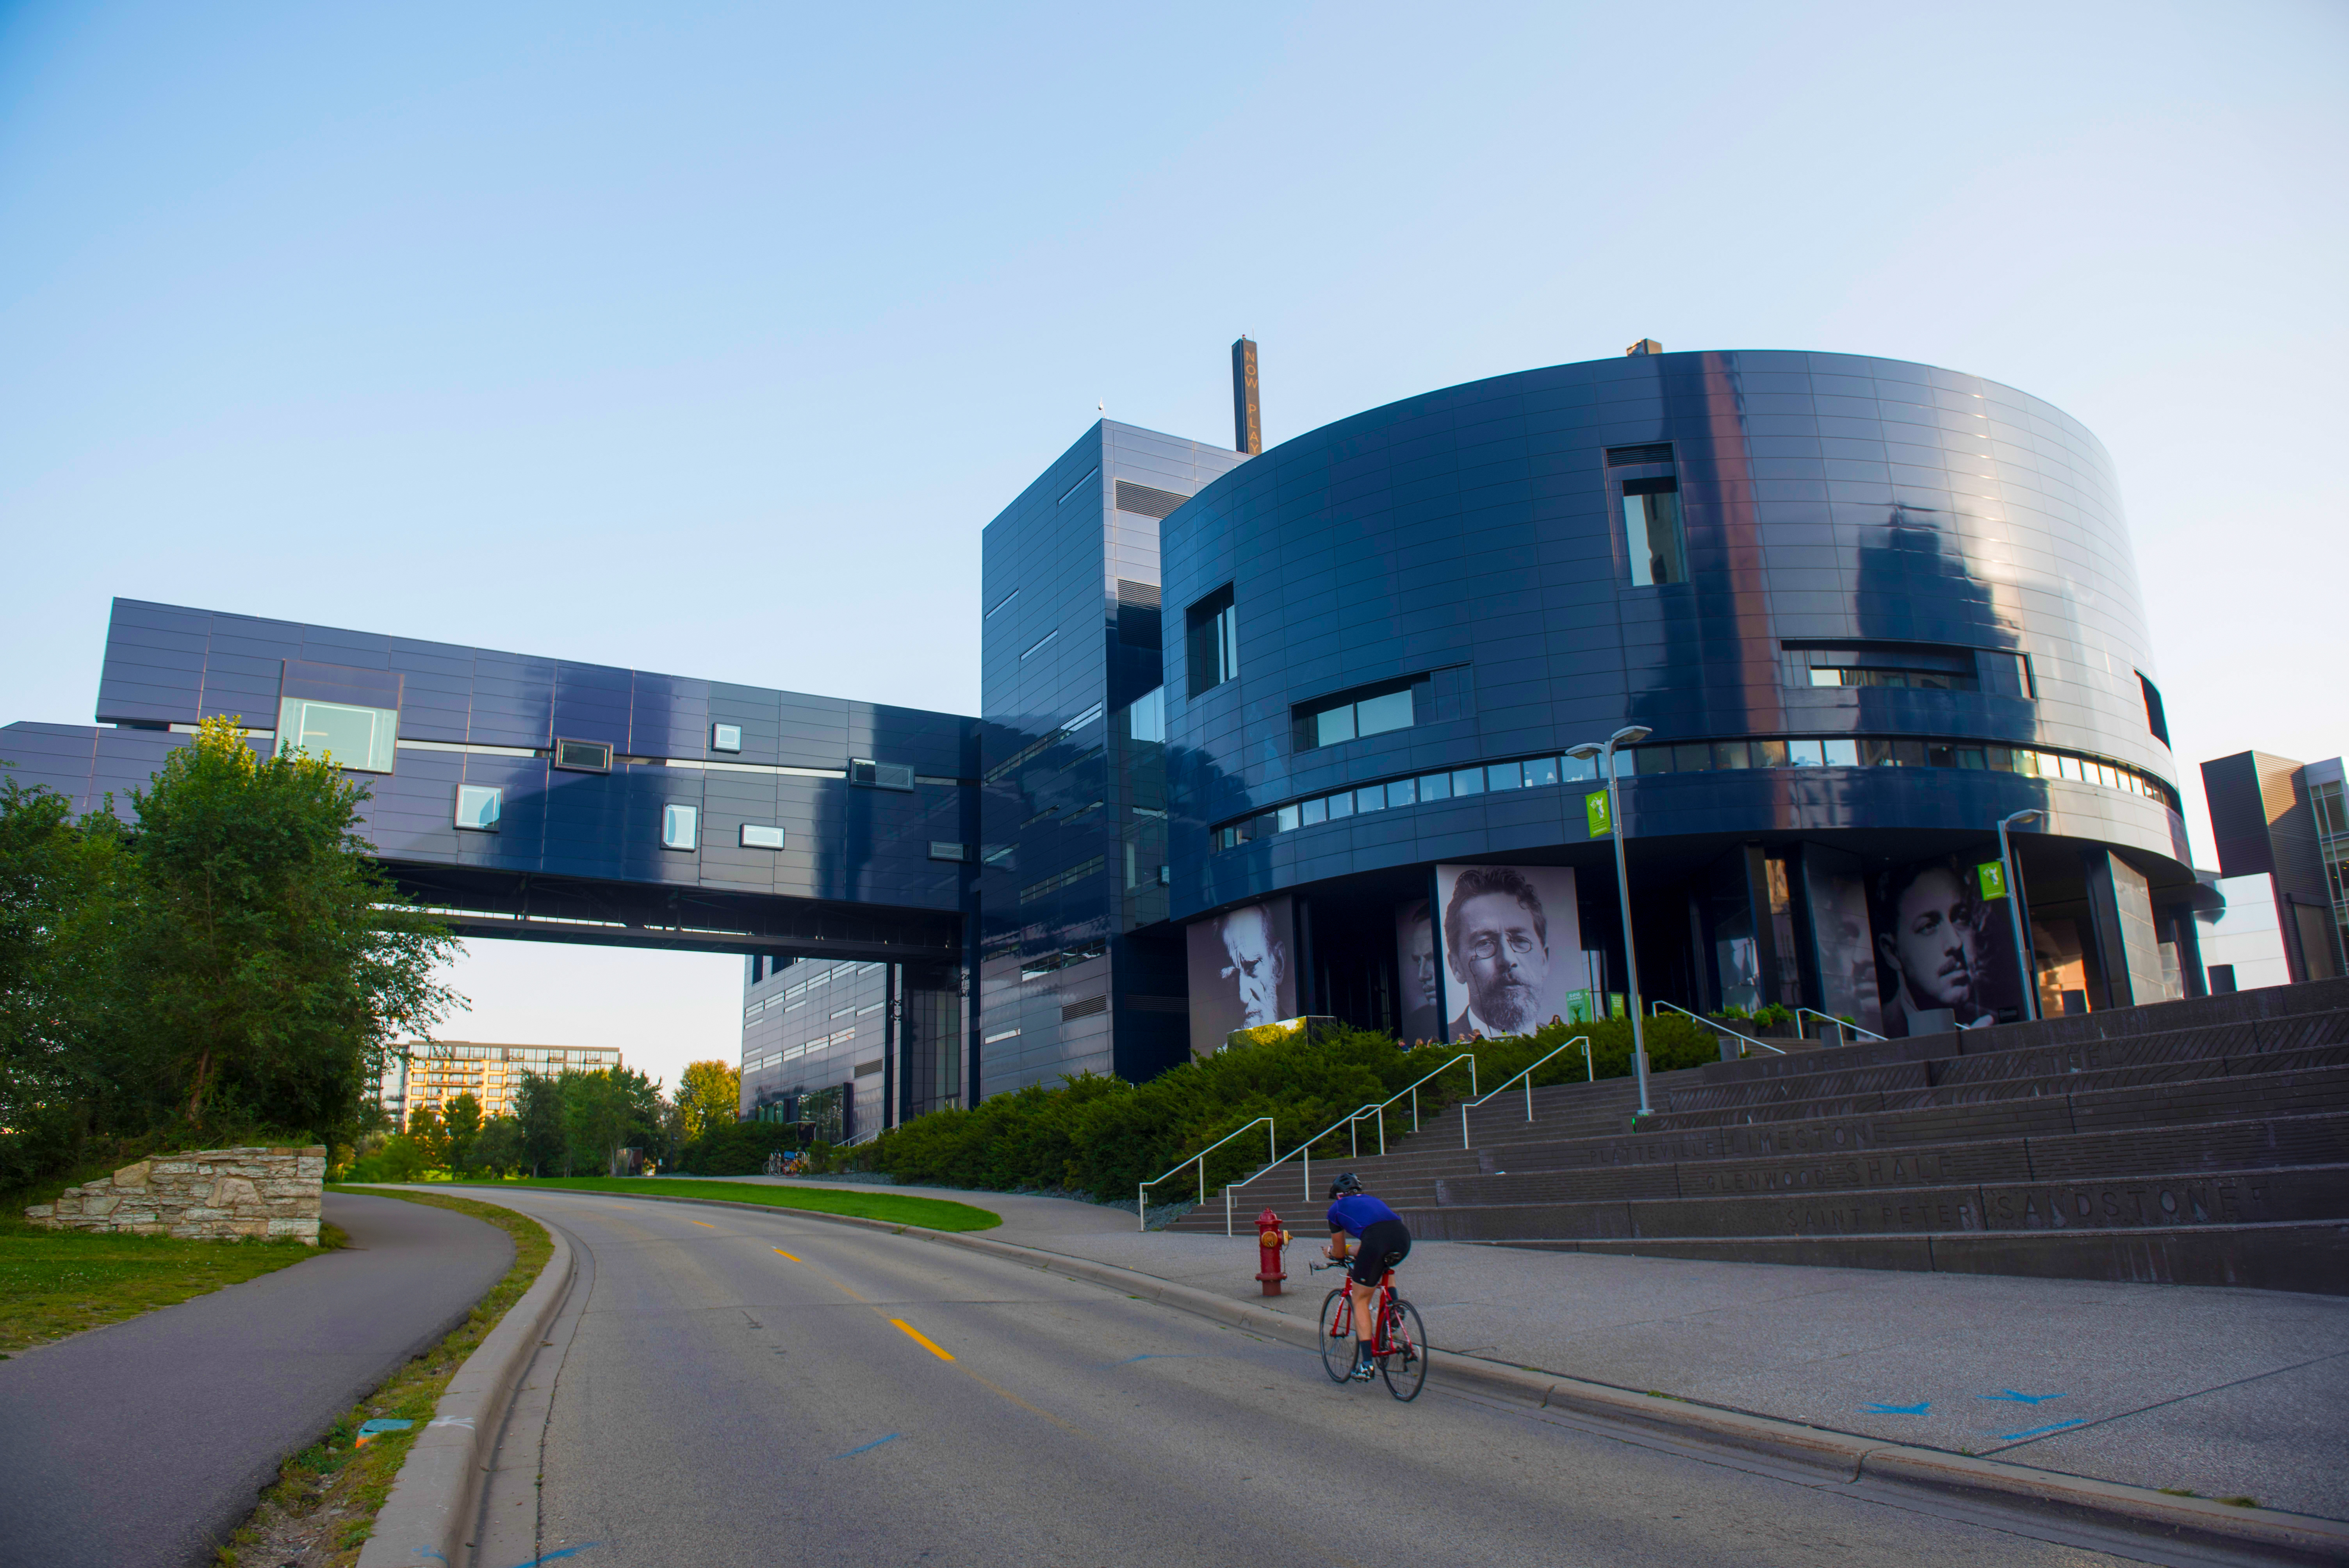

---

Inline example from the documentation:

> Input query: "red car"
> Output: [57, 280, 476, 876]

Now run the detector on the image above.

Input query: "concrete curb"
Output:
[498, 1183, 2349, 1562]
[352, 1204, 575, 1568]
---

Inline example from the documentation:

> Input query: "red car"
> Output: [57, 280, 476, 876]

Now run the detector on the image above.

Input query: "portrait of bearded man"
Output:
[1443, 866, 1552, 1039]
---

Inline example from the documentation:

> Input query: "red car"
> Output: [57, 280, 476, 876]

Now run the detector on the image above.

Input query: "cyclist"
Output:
[1324, 1173, 1412, 1381]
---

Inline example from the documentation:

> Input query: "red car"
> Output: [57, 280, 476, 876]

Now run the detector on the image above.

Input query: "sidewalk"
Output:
[711, 1174, 2349, 1521]
[0, 1190, 513, 1568]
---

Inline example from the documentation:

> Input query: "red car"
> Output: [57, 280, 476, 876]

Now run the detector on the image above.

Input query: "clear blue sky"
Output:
[5, 1, 2344, 1092]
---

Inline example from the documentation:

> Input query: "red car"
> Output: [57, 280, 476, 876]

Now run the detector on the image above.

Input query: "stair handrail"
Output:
[1459, 1035, 1591, 1149]
[1651, 998, 1786, 1057]
[1794, 1006, 1887, 1044]
[1136, 1116, 1275, 1233]
[1195, 1054, 1486, 1232]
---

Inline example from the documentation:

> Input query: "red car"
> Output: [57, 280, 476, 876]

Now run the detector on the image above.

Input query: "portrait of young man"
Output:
[1872, 855, 1999, 1035]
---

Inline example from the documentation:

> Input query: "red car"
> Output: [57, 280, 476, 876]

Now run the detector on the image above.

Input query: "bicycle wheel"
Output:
[1318, 1289, 1355, 1383]
[1380, 1300, 1428, 1402]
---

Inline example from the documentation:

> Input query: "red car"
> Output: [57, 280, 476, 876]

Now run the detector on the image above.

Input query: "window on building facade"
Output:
[712, 723, 743, 753]
[553, 738, 613, 773]
[454, 784, 501, 832]
[741, 823, 786, 849]
[1185, 585, 1238, 697]
[661, 803, 699, 849]
[1299, 680, 1417, 749]
[276, 697, 398, 772]
[1620, 477, 1688, 587]
[2139, 672, 2171, 746]
[849, 759, 916, 790]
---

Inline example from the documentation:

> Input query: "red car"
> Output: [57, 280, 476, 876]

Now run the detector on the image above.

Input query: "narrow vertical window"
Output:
[661, 803, 699, 850]
[1186, 584, 1238, 697]
[1621, 478, 1686, 586]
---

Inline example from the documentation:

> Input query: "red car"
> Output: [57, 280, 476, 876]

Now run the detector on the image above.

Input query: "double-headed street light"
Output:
[1997, 807, 2045, 1021]
[1567, 725, 1653, 1117]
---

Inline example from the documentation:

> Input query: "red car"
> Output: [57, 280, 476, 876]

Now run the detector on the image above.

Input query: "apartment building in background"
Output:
[378, 1042, 625, 1127]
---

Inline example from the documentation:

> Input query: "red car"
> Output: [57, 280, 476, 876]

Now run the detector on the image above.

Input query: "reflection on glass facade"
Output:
[975, 422, 1248, 1096]
[2, 347, 2222, 1113]
[1163, 348, 2199, 1038]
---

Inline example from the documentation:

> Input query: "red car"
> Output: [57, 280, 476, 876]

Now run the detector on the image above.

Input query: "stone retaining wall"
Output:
[24, 1145, 325, 1243]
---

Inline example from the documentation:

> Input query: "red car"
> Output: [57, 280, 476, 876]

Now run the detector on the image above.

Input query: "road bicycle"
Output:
[1310, 1256, 1428, 1401]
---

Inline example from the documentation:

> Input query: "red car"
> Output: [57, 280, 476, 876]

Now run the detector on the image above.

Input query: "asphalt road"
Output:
[0, 1190, 513, 1568]
[464, 1189, 2288, 1568]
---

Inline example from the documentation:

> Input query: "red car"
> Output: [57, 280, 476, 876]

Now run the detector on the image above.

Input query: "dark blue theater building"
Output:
[4, 341, 2208, 1138]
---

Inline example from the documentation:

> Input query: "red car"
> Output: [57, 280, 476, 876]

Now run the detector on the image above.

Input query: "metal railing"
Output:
[1136, 1117, 1275, 1233]
[1460, 1035, 1591, 1148]
[1795, 1006, 1887, 1044]
[1650, 998, 1786, 1056]
[1155, 1055, 1485, 1233]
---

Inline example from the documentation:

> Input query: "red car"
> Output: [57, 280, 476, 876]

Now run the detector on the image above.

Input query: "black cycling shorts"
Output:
[1346, 1218, 1412, 1286]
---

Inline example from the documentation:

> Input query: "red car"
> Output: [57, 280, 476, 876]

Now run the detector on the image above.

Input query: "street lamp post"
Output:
[1568, 725, 1654, 1117]
[1997, 807, 2045, 1022]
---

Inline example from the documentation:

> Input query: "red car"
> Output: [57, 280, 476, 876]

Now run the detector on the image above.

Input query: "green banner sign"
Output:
[1977, 860, 2009, 901]
[1586, 790, 1612, 837]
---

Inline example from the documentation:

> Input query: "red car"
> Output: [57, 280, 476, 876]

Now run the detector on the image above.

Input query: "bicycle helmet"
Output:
[1327, 1172, 1363, 1200]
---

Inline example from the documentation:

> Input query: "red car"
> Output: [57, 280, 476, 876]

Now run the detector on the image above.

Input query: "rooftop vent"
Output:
[1626, 338, 1663, 356]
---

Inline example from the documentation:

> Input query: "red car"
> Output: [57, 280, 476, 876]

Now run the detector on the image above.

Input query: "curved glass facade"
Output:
[1157, 350, 2195, 1041]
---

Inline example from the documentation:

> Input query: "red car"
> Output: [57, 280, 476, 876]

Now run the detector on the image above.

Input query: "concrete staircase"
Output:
[1171, 979, 2349, 1295]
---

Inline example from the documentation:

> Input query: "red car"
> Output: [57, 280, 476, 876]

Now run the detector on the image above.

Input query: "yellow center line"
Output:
[769, 1243, 1097, 1445]
[891, 1319, 956, 1361]
[690, 1219, 716, 1228]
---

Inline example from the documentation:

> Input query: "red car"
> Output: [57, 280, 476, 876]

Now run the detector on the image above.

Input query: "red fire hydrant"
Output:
[1255, 1209, 1291, 1297]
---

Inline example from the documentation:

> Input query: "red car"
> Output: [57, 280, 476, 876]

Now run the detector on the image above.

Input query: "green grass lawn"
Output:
[358, 1176, 1001, 1232]
[0, 1219, 341, 1354]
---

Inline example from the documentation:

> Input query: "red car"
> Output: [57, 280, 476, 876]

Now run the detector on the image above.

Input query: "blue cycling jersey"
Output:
[1326, 1193, 1401, 1237]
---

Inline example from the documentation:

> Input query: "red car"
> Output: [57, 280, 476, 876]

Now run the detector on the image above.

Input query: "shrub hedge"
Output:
[856, 1015, 1714, 1205]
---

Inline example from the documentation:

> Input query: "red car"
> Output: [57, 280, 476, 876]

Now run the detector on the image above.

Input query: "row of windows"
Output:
[745, 1024, 859, 1072]
[275, 696, 916, 784]
[1210, 735, 2179, 849]
[451, 786, 786, 850]
[1300, 683, 1415, 750]
[743, 960, 886, 1018]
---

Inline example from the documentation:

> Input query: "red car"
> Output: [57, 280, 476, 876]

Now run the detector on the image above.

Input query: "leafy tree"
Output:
[513, 1071, 568, 1176]
[442, 1091, 483, 1171]
[406, 1101, 451, 1170]
[561, 1066, 664, 1175]
[0, 777, 142, 1189]
[675, 1059, 741, 1141]
[125, 716, 463, 1131]
[471, 1113, 525, 1175]
[375, 1135, 429, 1182]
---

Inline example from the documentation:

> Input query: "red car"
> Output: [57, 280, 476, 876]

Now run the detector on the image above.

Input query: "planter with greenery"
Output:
[852, 1013, 1716, 1205]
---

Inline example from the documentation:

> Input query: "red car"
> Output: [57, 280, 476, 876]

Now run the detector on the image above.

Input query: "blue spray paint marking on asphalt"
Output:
[493, 1539, 601, 1568]
[1994, 1418, 2088, 1441]
[832, 1433, 902, 1459]
[494, 1545, 601, 1568]
[1978, 1390, 2065, 1405]
[1860, 1401, 1931, 1415]
[1105, 1354, 1207, 1367]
